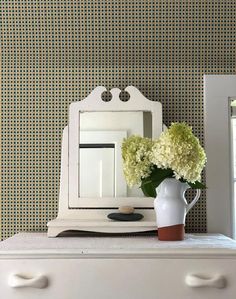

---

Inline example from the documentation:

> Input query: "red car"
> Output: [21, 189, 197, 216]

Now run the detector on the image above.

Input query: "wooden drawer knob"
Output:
[185, 274, 226, 289]
[8, 273, 48, 289]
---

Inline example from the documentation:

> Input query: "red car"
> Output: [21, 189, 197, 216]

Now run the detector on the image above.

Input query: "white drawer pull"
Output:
[8, 274, 48, 289]
[185, 274, 226, 289]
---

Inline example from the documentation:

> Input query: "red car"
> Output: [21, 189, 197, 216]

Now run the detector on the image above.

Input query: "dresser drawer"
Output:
[0, 258, 235, 299]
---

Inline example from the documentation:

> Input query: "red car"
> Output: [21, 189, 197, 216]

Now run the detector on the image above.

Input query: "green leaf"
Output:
[188, 181, 206, 189]
[149, 168, 173, 185]
[140, 166, 206, 197]
[140, 168, 174, 197]
[140, 180, 157, 198]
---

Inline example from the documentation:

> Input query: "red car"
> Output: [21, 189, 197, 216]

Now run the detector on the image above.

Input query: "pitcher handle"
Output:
[186, 189, 201, 214]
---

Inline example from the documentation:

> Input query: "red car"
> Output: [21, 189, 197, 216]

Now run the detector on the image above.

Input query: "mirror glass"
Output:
[79, 111, 152, 198]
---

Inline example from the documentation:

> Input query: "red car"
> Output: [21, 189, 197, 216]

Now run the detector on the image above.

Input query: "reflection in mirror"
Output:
[79, 111, 152, 198]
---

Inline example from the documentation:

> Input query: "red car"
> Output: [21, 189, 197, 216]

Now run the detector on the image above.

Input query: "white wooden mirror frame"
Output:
[47, 86, 162, 237]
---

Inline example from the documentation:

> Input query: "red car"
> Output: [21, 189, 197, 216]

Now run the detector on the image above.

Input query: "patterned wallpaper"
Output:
[1, 0, 236, 239]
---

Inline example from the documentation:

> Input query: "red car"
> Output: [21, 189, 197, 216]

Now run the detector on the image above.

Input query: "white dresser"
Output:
[0, 233, 236, 299]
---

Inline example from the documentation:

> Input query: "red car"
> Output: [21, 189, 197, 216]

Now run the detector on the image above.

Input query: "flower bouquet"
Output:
[122, 122, 207, 198]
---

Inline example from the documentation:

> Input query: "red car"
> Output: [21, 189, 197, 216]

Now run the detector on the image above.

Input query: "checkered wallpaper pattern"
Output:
[1, 0, 236, 239]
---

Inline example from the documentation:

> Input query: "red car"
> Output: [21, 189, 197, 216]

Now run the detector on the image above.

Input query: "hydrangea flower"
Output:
[151, 123, 207, 183]
[121, 123, 206, 197]
[122, 135, 154, 187]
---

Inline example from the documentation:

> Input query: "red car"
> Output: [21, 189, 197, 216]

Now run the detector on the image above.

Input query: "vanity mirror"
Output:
[79, 111, 152, 198]
[47, 86, 162, 237]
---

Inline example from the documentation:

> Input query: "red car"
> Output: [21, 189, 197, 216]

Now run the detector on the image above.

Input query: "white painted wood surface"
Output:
[48, 86, 162, 236]
[1, 233, 236, 255]
[204, 75, 236, 238]
[1, 233, 236, 299]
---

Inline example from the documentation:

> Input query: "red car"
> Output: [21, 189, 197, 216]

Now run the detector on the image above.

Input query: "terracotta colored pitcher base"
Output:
[157, 224, 185, 241]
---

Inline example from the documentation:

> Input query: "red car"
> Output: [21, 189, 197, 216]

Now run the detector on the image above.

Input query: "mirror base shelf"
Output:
[47, 219, 157, 237]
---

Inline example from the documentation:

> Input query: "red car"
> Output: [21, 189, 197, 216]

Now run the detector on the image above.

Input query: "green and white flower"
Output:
[121, 122, 207, 197]
[122, 135, 154, 187]
[151, 123, 206, 183]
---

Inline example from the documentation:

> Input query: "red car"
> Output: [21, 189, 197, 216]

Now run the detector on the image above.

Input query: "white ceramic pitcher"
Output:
[154, 178, 201, 240]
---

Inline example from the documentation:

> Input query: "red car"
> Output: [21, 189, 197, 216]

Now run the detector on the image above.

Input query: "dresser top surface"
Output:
[1, 233, 236, 258]
[1, 233, 236, 250]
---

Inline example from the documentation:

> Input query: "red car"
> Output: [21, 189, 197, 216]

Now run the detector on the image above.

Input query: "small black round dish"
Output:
[107, 213, 143, 221]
